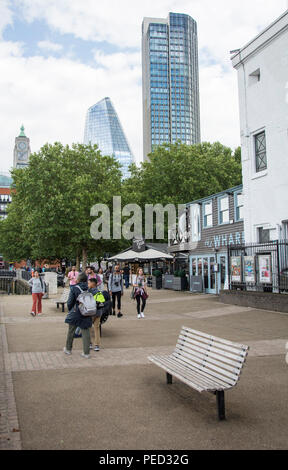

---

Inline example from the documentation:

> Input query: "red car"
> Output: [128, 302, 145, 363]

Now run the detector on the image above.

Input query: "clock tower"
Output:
[13, 125, 31, 169]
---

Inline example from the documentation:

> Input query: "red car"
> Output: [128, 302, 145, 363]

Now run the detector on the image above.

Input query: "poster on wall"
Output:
[231, 256, 242, 282]
[244, 256, 256, 283]
[258, 255, 272, 284]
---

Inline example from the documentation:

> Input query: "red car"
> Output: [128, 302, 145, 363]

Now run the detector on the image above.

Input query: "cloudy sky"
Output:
[0, 0, 287, 172]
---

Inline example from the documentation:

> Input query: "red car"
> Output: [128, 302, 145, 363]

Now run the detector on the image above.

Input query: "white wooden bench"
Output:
[53, 288, 70, 312]
[148, 326, 249, 420]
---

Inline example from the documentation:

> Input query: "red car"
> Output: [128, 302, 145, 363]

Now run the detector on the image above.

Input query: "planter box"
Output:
[164, 275, 188, 291]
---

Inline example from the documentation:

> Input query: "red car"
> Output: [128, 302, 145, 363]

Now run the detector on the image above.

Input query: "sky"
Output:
[0, 0, 287, 173]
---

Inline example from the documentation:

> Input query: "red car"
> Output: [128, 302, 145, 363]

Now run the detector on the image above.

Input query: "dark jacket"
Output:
[65, 282, 92, 330]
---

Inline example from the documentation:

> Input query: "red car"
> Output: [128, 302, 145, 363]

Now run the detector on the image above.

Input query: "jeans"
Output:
[112, 291, 122, 312]
[66, 324, 90, 355]
[136, 295, 146, 315]
[124, 275, 130, 289]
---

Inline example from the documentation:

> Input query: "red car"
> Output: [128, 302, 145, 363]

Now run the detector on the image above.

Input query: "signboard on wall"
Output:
[258, 255, 272, 284]
[231, 256, 242, 282]
[244, 256, 256, 283]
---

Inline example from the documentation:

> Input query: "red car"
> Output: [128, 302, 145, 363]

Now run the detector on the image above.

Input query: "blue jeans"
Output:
[124, 275, 129, 289]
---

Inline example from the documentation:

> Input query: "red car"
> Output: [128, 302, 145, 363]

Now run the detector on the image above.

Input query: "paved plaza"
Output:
[0, 288, 288, 450]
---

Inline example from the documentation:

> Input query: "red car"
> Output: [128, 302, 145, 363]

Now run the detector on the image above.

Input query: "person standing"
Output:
[64, 272, 92, 359]
[28, 271, 46, 316]
[108, 265, 123, 318]
[133, 268, 148, 319]
[68, 266, 79, 289]
[97, 268, 105, 292]
[123, 264, 130, 289]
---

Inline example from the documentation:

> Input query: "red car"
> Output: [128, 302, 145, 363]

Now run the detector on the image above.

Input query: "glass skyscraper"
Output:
[142, 12, 201, 160]
[84, 97, 134, 178]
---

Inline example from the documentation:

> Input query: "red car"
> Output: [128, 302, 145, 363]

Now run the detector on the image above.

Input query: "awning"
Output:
[108, 248, 174, 262]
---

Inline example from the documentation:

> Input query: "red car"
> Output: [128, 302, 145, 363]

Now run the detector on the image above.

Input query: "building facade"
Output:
[0, 173, 13, 221]
[84, 97, 134, 179]
[231, 10, 288, 244]
[142, 12, 201, 160]
[13, 125, 31, 169]
[168, 185, 244, 294]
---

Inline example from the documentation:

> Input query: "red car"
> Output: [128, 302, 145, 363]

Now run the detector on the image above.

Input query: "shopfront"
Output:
[168, 185, 245, 295]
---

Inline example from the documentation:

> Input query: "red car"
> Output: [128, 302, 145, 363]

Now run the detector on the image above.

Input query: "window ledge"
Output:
[251, 170, 268, 180]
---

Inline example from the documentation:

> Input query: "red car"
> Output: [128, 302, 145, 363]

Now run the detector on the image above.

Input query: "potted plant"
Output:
[152, 269, 163, 289]
[172, 269, 188, 291]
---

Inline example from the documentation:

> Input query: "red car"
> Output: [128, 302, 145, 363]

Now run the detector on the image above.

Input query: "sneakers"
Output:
[37, 313, 43, 316]
[63, 347, 72, 355]
[117, 312, 123, 318]
[89, 343, 94, 350]
[137, 314, 141, 319]
[81, 353, 90, 359]
[30, 312, 36, 317]
[140, 312, 145, 318]
[112, 310, 116, 316]
[94, 345, 100, 352]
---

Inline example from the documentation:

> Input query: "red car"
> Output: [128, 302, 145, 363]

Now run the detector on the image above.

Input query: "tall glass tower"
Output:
[142, 12, 201, 160]
[84, 97, 134, 178]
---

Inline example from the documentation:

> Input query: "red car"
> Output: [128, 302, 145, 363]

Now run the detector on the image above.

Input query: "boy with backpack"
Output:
[88, 277, 107, 352]
[64, 272, 93, 359]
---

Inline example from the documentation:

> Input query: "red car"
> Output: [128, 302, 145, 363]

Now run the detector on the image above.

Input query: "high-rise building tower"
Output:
[84, 97, 134, 179]
[13, 125, 31, 169]
[142, 12, 201, 160]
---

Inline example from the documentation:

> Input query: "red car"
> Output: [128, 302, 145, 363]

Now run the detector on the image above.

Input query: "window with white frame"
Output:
[235, 192, 244, 221]
[258, 227, 270, 243]
[219, 195, 229, 225]
[203, 201, 213, 228]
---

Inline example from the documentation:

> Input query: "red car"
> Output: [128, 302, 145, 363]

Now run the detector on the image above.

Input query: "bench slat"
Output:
[172, 350, 237, 387]
[180, 330, 247, 358]
[175, 341, 243, 375]
[182, 327, 249, 354]
[149, 355, 229, 392]
[178, 334, 247, 365]
[156, 355, 229, 390]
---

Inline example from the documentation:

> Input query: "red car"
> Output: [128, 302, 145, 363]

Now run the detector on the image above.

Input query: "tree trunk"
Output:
[76, 254, 80, 272]
[82, 247, 88, 272]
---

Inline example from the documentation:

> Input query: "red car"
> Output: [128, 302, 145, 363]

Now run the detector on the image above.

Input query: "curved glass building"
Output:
[142, 12, 201, 160]
[84, 97, 134, 178]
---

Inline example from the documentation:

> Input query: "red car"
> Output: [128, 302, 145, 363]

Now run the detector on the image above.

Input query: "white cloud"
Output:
[37, 40, 63, 52]
[0, 46, 142, 172]
[0, 0, 13, 37]
[0, 0, 287, 173]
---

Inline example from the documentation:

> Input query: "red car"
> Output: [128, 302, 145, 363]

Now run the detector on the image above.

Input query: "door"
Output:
[217, 254, 228, 293]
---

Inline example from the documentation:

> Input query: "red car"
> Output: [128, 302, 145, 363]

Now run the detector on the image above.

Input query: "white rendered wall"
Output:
[234, 17, 288, 243]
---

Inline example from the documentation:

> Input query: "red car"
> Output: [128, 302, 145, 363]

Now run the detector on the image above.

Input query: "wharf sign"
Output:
[205, 232, 245, 249]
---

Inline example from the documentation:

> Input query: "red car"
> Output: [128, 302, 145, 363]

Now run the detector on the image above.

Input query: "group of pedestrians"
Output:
[28, 260, 150, 358]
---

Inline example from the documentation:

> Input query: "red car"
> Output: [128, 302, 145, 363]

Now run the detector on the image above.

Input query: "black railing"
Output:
[228, 240, 288, 294]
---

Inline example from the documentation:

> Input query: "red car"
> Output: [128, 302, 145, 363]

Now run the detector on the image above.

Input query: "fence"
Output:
[228, 240, 288, 294]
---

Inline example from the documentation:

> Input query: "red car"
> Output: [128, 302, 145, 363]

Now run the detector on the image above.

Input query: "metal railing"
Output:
[228, 240, 288, 294]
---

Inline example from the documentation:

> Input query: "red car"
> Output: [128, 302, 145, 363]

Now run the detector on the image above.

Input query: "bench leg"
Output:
[216, 391, 226, 421]
[62, 304, 65, 313]
[166, 373, 173, 385]
[57, 303, 59, 309]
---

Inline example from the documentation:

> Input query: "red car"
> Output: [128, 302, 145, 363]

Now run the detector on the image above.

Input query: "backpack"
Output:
[93, 291, 112, 318]
[76, 286, 97, 317]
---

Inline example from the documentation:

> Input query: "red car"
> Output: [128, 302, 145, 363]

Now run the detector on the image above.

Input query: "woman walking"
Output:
[133, 268, 148, 319]
[28, 271, 46, 316]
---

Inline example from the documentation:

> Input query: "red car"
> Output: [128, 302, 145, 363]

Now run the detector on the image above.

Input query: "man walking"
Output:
[123, 264, 130, 289]
[108, 264, 123, 318]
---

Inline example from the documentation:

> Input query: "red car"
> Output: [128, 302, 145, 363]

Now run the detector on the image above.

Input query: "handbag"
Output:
[130, 287, 136, 300]
[142, 290, 149, 300]
[74, 327, 82, 338]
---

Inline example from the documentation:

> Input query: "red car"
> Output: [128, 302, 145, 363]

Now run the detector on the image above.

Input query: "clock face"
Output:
[18, 141, 27, 151]
[18, 151, 28, 161]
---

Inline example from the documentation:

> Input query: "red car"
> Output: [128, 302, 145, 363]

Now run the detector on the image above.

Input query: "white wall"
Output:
[233, 12, 288, 243]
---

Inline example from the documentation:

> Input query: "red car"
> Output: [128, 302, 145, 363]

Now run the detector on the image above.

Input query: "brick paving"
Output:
[1, 289, 287, 450]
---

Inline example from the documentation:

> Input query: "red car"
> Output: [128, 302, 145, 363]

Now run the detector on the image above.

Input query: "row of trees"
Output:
[0, 141, 242, 268]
